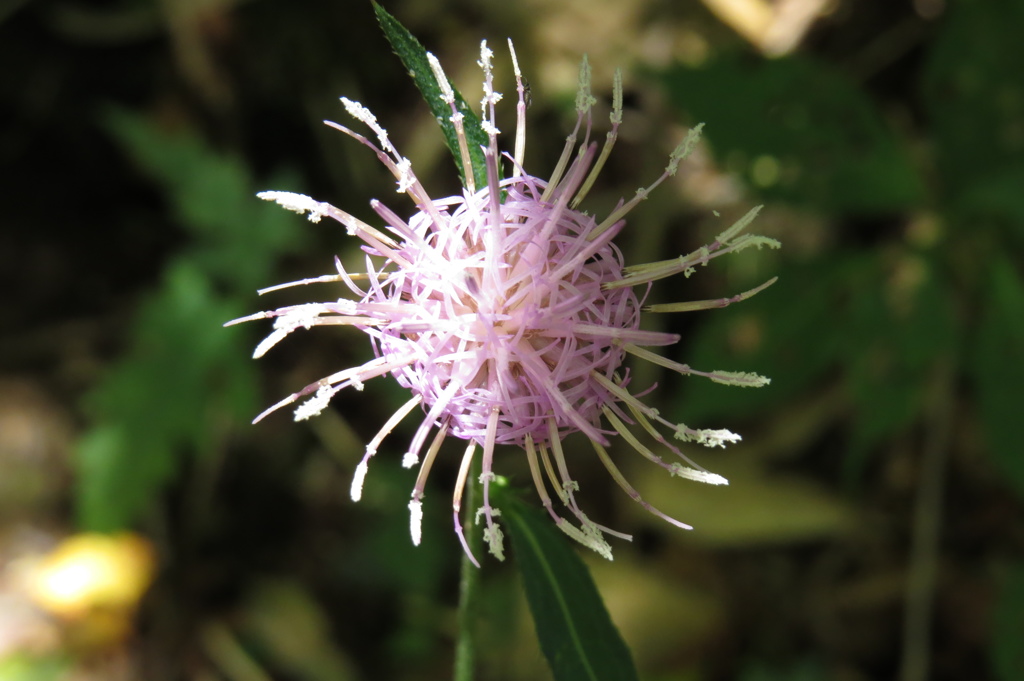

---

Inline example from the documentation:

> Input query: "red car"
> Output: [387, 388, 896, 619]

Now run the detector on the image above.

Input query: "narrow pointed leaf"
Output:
[493, 485, 639, 681]
[372, 1, 489, 190]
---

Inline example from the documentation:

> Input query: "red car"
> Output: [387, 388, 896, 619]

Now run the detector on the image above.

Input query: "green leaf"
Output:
[372, 0, 489, 190]
[75, 424, 173, 532]
[634, 457, 853, 547]
[76, 262, 258, 530]
[0, 653, 69, 681]
[75, 110, 303, 530]
[971, 255, 1024, 499]
[493, 485, 639, 681]
[658, 54, 924, 213]
[102, 106, 304, 293]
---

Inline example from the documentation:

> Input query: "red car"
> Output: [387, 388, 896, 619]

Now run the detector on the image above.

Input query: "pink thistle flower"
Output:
[229, 40, 779, 565]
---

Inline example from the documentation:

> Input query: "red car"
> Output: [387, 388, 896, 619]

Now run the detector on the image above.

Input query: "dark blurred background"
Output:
[1, 0, 1023, 679]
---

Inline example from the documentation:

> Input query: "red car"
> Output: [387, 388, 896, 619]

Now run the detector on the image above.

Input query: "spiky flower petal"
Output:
[230, 40, 779, 565]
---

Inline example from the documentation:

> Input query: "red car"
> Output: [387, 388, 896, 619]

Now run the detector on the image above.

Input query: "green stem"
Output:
[454, 454, 483, 681]
[898, 357, 955, 681]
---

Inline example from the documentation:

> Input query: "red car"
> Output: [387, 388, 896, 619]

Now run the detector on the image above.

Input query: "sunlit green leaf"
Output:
[0, 652, 69, 681]
[373, 0, 489, 190]
[77, 262, 257, 530]
[634, 458, 853, 546]
[493, 486, 639, 681]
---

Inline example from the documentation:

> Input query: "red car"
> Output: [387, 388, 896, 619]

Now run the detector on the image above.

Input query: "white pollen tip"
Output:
[575, 54, 595, 113]
[409, 499, 423, 546]
[670, 464, 729, 486]
[395, 157, 414, 193]
[257, 191, 327, 223]
[507, 38, 521, 76]
[294, 386, 334, 422]
[350, 461, 369, 502]
[699, 428, 742, 448]
[402, 452, 419, 469]
[666, 122, 705, 176]
[427, 52, 456, 104]
[253, 328, 289, 359]
[483, 522, 505, 561]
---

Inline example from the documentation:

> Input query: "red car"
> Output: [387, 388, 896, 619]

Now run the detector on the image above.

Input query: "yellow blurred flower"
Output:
[26, 533, 155, 620]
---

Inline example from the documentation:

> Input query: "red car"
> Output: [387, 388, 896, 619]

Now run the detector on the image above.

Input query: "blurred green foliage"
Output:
[922, 0, 1024, 207]
[75, 109, 304, 531]
[738, 658, 826, 681]
[668, 0, 1024, 495]
[973, 256, 1024, 499]
[658, 3, 1024, 679]
[0, 653, 68, 681]
[991, 564, 1024, 681]
[661, 54, 925, 212]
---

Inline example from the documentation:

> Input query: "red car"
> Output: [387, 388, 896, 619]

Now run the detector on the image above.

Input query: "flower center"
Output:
[375, 175, 641, 447]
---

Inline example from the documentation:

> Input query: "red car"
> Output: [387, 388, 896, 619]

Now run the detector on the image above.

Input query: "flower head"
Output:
[229, 40, 779, 565]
